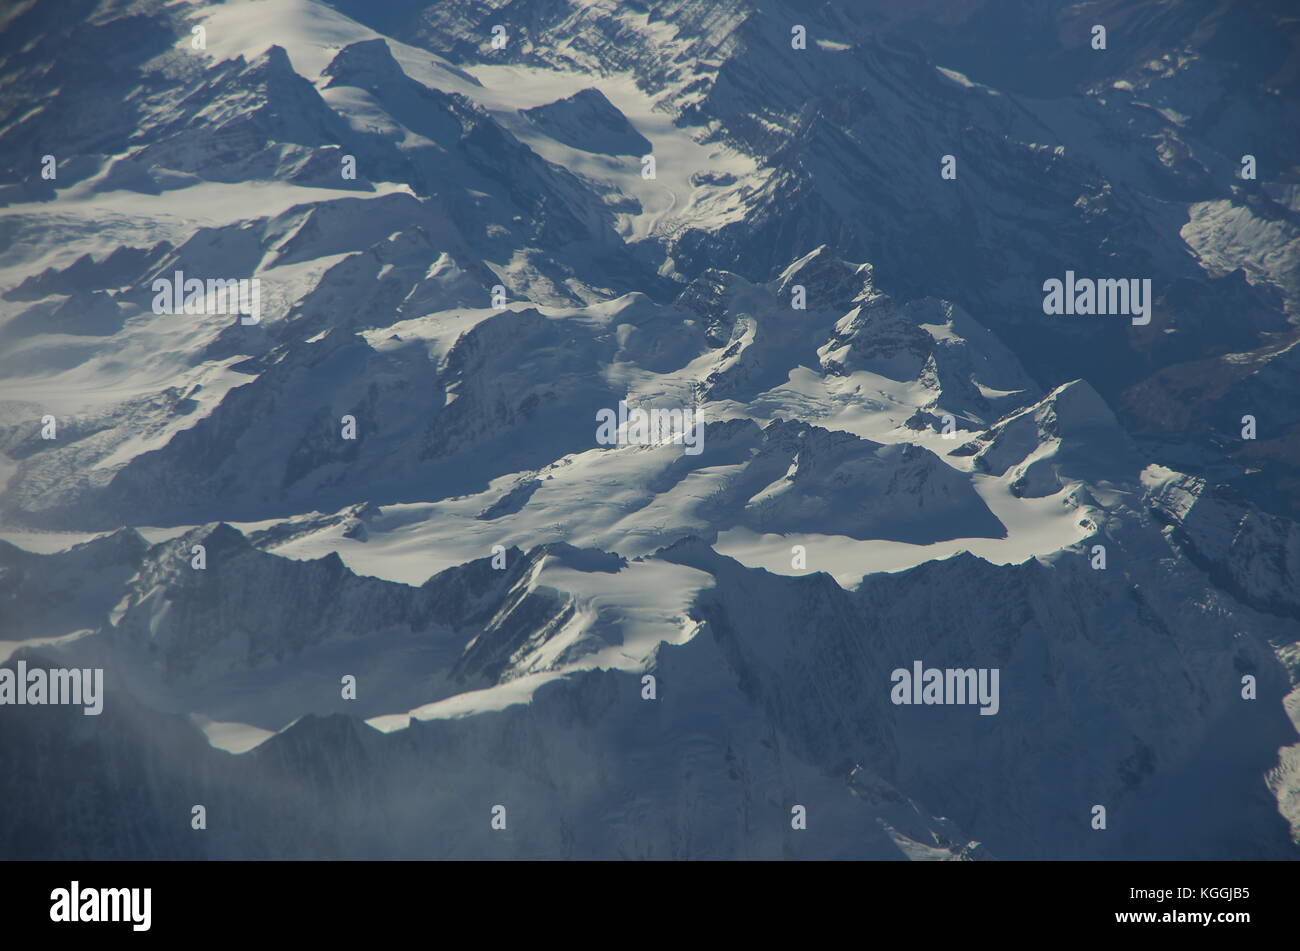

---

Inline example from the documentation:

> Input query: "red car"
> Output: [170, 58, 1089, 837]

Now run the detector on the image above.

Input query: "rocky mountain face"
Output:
[0, 0, 1297, 860]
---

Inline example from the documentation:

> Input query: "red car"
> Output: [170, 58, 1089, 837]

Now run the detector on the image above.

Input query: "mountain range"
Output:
[1, 0, 1297, 860]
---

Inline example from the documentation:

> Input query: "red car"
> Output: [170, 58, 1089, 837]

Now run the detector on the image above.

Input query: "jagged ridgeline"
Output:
[0, 0, 1297, 860]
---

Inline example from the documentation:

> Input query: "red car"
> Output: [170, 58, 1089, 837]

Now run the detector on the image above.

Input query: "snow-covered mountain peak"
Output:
[953, 379, 1142, 497]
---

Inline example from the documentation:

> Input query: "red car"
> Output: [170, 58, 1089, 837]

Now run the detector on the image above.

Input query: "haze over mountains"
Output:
[0, 0, 1298, 860]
